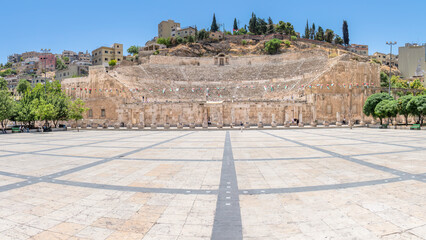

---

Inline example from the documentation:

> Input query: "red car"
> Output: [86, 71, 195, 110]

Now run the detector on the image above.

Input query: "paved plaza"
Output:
[0, 129, 425, 239]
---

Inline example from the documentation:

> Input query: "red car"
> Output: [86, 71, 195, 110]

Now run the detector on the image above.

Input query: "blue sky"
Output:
[1, 0, 425, 64]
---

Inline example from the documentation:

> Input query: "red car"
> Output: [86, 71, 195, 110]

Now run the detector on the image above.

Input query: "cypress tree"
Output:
[233, 18, 238, 31]
[211, 13, 219, 32]
[343, 20, 349, 46]
[267, 17, 274, 34]
[248, 12, 257, 34]
[310, 23, 316, 39]
[304, 20, 309, 39]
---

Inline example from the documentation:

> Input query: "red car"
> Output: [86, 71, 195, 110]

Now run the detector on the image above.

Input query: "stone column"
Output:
[336, 112, 342, 126]
[151, 106, 157, 129]
[298, 109, 304, 127]
[139, 110, 145, 129]
[257, 112, 263, 128]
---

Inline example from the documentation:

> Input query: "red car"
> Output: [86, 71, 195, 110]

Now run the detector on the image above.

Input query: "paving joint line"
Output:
[263, 131, 425, 183]
[211, 131, 242, 240]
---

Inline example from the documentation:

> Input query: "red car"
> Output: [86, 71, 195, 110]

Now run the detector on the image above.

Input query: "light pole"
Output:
[386, 42, 397, 95]
[40, 49, 51, 86]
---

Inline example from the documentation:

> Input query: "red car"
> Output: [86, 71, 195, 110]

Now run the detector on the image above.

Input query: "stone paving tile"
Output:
[0, 129, 425, 239]
[236, 157, 396, 189]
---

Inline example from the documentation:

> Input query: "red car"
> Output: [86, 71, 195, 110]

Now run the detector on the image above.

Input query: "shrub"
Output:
[176, 37, 184, 44]
[108, 59, 117, 67]
[291, 36, 297, 41]
[188, 36, 195, 43]
[241, 40, 247, 46]
[264, 38, 282, 54]
[153, 50, 159, 55]
[284, 40, 291, 47]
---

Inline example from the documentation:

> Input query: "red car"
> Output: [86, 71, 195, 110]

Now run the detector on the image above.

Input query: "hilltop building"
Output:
[171, 26, 196, 38]
[158, 20, 181, 38]
[348, 44, 369, 56]
[22, 51, 41, 61]
[398, 43, 426, 78]
[39, 53, 56, 72]
[7, 54, 22, 63]
[371, 52, 398, 67]
[91, 43, 123, 66]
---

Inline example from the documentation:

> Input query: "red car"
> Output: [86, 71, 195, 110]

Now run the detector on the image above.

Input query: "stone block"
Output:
[177, 123, 183, 129]
[202, 122, 208, 128]
[189, 123, 195, 128]
[271, 121, 277, 128]
[164, 123, 170, 129]
[217, 122, 223, 128]
[284, 121, 291, 128]
[244, 122, 250, 128]
[151, 123, 157, 129]
[138, 124, 144, 129]
[311, 121, 317, 127]
[257, 122, 263, 128]
[336, 122, 342, 127]
[298, 123, 304, 127]
[127, 124, 132, 129]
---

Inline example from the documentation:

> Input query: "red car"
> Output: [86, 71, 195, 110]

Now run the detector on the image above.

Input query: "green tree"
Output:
[380, 72, 389, 87]
[0, 78, 7, 90]
[187, 35, 195, 43]
[5, 62, 12, 68]
[264, 38, 282, 54]
[407, 95, 426, 125]
[249, 12, 257, 34]
[108, 59, 117, 67]
[397, 95, 414, 125]
[69, 98, 88, 132]
[335, 35, 344, 45]
[56, 57, 67, 70]
[324, 29, 334, 43]
[197, 29, 209, 40]
[363, 92, 394, 124]
[127, 45, 140, 56]
[32, 98, 55, 127]
[233, 18, 238, 31]
[315, 26, 324, 41]
[17, 79, 31, 94]
[211, 13, 219, 32]
[343, 20, 349, 46]
[0, 90, 15, 132]
[267, 17, 274, 34]
[257, 18, 268, 35]
[409, 79, 425, 91]
[374, 99, 398, 124]
[310, 23, 316, 39]
[303, 20, 310, 38]
[276, 21, 296, 36]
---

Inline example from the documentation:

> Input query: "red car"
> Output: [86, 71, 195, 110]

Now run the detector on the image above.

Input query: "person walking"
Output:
[240, 121, 243, 133]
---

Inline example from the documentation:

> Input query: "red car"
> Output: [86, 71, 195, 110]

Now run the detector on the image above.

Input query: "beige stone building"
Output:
[62, 50, 382, 128]
[171, 27, 196, 38]
[209, 31, 224, 40]
[22, 51, 41, 60]
[91, 43, 123, 66]
[55, 64, 90, 81]
[158, 20, 180, 38]
[398, 43, 426, 78]
[371, 52, 398, 67]
[348, 44, 369, 56]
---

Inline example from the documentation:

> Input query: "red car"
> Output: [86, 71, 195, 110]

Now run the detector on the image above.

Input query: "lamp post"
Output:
[386, 42, 397, 95]
[40, 49, 51, 86]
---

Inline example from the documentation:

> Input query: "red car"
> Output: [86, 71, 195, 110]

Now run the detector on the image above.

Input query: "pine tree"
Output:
[343, 20, 349, 46]
[233, 18, 238, 31]
[304, 20, 309, 38]
[315, 26, 324, 41]
[211, 13, 219, 32]
[267, 17, 274, 34]
[249, 12, 257, 34]
[310, 23, 316, 39]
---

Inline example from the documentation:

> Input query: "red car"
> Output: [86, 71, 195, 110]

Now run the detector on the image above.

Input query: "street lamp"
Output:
[386, 42, 397, 95]
[40, 49, 51, 85]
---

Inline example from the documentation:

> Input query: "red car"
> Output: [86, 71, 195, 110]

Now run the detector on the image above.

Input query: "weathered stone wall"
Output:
[61, 50, 380, 127]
